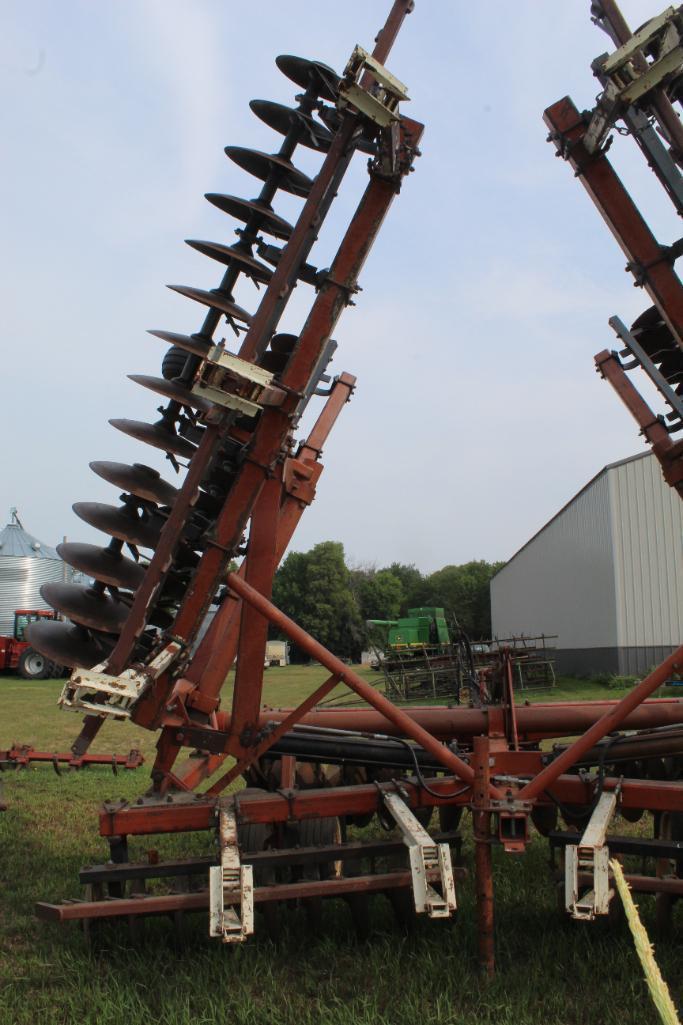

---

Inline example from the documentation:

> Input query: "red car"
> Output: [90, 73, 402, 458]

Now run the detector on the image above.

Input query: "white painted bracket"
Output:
[192, 342, 279, 416]
[59, 641, 183, 719]
[383, 792, 456, 919]
[565, 791, 618, 920]
[338, 44, 410, 128]
[209, 799, 254, 943]
[585, 6, 683, 153]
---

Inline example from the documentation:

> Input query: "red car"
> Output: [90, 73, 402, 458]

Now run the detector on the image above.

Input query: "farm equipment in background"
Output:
[20, 0, 683, 976]
[0, 609, 62, 680]
[367, 607, 480, 702]
[0, 609, 145, 782]
[471, 635, 558, 693]
[0, 745, 143, 774]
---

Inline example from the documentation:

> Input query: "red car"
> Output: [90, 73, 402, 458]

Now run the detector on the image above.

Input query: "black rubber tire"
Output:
[237, 788, 275, 857]
[236, 788, 279, 936]
[295, 816, 341, 875]
[161, 346, 190, 381]
[438, 803, 463, 833]
[18, 648, 52, 680]
[530, 804, 558, 837]
[296, 817, 341, 932]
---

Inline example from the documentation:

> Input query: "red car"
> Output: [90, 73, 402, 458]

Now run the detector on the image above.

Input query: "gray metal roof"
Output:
[0, 511, 59, 560]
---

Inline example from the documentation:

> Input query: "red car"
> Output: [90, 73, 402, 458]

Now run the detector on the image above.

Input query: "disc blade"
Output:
[186, 240, 273, 282]
[167, 285, 252, 324]
[25, 621, 112, 670]
[109, 419, 197, 459]
[275, 55, 340, 102]
[631, 306, 678, 358]
[73, 502, 162, 549]
[148, 330, 211, 360]
[270, 332, 298, 355]
[249, 100, 333, 152]
[57, 542, 147, 590]
[128, 375, 212, 414]
[89, 461, 179, 506]
[204, 194, 293, 241]
[41, 582, 131, 634]
[224, 147, 312, 198]
[259, 351, 289, 374]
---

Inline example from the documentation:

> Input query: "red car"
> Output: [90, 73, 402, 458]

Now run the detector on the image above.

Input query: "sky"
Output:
[2, 0, 677, 573]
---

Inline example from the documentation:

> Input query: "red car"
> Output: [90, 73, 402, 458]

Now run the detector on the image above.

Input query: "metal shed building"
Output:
[490, 452, 683, 676]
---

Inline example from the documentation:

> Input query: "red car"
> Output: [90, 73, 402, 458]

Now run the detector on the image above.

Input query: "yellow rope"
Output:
[610, 859, 680, 1025]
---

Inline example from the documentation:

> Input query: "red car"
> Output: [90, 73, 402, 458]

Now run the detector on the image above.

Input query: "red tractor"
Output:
[0, 610, 62, 680]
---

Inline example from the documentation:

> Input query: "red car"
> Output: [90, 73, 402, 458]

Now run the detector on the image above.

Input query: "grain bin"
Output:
[0, 509, 69, 636]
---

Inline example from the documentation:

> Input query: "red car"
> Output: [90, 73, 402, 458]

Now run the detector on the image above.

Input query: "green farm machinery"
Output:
[367, 608, 480, 702]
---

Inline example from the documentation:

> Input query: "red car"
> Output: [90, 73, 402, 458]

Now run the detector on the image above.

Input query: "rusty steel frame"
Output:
[69, 0, 416, 757]
[95, 769, 683, 841]
[0, 745, 143, 772]
[36, 0, 683, 976]
[544, 94, 683, 494]
[127, 113, 423, 742]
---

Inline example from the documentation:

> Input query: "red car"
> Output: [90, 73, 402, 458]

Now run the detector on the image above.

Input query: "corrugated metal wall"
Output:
[491, 472, 618, 649]
[609, 453, 683, 648]
[0, 556, 66, 636]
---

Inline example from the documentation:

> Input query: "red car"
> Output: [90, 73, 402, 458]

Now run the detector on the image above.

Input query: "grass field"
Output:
[1, 669, 681, 1025]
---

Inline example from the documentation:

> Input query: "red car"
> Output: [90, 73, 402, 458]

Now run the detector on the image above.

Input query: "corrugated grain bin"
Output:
[0, 510, 69, 636]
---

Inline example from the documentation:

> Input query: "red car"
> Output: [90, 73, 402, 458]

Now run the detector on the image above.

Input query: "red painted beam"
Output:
[208, 697, 683, 741]
[98, 771, 683, 839]
[518, 645, 683, 801]
[227, 571, 499, 795]
[544, 95, 683, 350]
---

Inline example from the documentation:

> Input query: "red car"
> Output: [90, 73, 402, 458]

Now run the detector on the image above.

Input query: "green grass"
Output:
[0, 670, 681, 1025]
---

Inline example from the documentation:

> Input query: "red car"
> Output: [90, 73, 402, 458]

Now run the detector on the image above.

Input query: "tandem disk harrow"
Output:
[24, 0, 683, 974]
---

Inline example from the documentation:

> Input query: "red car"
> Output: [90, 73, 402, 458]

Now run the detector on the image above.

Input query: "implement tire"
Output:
[18, 648, 52, 680]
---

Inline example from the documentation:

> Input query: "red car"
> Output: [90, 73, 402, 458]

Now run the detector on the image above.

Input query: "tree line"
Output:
[271, 541, 505, 661]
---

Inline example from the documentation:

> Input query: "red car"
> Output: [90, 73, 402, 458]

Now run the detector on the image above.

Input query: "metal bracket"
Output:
[565, 791, 618, 920]
[609, 314, 683, 426]
[382, 792, 456, 919]
[209, 799, 254, 943]
[585, 7, 683, 155]
[59, 641, 183, 719]
[338, 45, 409, 128]
[489, 795, 532, 853]
[192, 341, 277, 416]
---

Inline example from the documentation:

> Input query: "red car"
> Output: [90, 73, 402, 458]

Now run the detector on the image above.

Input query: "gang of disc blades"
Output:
[185, 240, 273, 282]
[57, 542, 147, 591]
[89, 460, 179, 506]
[41, 582, 131, 634]
[167, 284, 252, 324]
[73, 502, 162, 549]
[204, 194, 293, 241]
[224, 147, 312, 199]
[275, 55, 340, 102]
[109, 419, 197, 460]
[128, 375, 212, 414]
[249, 100, 333, 151]
[25, 620, 112, 670]
[148, 330, 212, 360]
